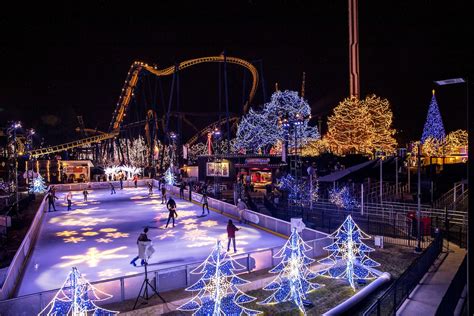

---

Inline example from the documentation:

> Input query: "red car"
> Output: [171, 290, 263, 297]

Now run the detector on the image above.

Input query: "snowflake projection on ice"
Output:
[99, 228, 118, 233]
[200, 220, 219, 228]
[184, 223, 199, 230]
[60, 246, 128, 268]
[156, 229, 178, 240]
[50, 216, 109, 227]
[81, 227, 93, 231]
[96, 238, 113, 243]
[38, 267, 118, 316]
[318, 215, 381, 290]
[98, 268, 122, 279]
[82, 231, 99, 236]
[105, 232, 129, 239]
[329, 186, 359, 210]
[182, 229, 207, 241]
[181, 218, 198, 225]
[63, 237, 85, 244]
[56, 230, 78, 237]
[178, 241, 261, 316]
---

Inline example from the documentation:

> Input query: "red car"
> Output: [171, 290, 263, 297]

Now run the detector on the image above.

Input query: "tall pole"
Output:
[415, 142, 422, 252]
[348, 0, 360, 98]
[379, 157, 383, 202]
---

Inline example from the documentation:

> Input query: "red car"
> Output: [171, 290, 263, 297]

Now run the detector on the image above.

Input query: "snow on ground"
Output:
[17, 187, 284, 296]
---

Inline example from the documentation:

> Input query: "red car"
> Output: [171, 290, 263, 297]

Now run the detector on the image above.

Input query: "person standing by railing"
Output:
[237, 198, 248, 224]
[47, 191, 58, 212]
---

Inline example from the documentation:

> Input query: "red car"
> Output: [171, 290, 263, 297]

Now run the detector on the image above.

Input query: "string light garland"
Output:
[38, 266, 118, 316]
[421, 90, 446, 144]
[318, 215, 380, 290]
[258, 228, 321, 315]
[178, 241, 261, 316]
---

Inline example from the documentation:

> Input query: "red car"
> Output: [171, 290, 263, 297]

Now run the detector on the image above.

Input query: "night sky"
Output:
[1, 1, 473, 146]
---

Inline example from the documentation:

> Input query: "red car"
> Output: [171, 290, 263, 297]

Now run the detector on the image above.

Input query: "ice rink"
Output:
[17, 186, 285, 296]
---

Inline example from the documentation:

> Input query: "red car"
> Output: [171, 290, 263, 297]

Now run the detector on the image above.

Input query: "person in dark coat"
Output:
[148, 182, 153, 196]
[119, 173, 124, 190]
[201, 193, 209, 215]
[179, 182, 186, 199]
[83, 189, 88, 202]
[109, 182, 116, 194]
[130, 227, 151, 266]
[227, 219, 240, 253]
[165, 197, 178, 228]
[47, 191, 58, 212]
[188, 181, 193, 201]
[133, 175, 138, 188]
[161, 185, 167, 204]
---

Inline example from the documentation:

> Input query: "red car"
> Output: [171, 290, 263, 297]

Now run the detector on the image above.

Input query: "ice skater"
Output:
[161, 185, 167, 204]
[83, 189, 88, 201]
[133, 174, 138, 188]
[47, 191, 58, 212]
[179, 181, 186, 199]
[226, 219, 240, 253]
[109, 182, 116, 194]
[119, 174, 123, 190]
[237, 198, 248, 224]
[165, 197, 178, 228]
[201, 192, 209, 215]
[130, 227, 151, 267]
[65, 191, 73, 211]
[147, 181, 153, 196]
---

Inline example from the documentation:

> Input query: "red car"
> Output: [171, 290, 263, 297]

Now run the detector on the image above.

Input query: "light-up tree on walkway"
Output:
[39, 266, 118, 316]
[178, 241, 261, 316]
[318, 215, 380, 290]
[30, 174, 47, 193]
[258, 228, 321, 314]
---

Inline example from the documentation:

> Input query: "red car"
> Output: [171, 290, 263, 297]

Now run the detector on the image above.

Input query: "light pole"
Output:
[415, 142, 422, 253]
[434, 77, 470, 313]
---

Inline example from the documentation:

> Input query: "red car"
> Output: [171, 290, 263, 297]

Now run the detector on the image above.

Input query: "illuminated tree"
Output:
[178, 241, 261, 316]
[444, 129, 468, 156]
[328, 186, 359, 210]
[365, 95, 397, 154]
[422, 136, 443, 157]
[235, 90, 319, 154]
[39, 266, 118, 316]
[302, 138, 330, 156]
[277, 174, 319, 206]
[325, 96, 374, 155]
[258, 228, 321, 314]
[421, 90, 445, 144]
[30, 174, 47, 193]
[164, 168, 177, 185]
[318, 215, 380, 290]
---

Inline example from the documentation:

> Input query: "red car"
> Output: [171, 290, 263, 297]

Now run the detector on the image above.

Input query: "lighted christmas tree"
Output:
[164, 167, 176, 185]
[258, 228, 321, 314]
[318, 215, 380, 290]
[421, 90, 446, 144]
[277, 174, 319, 206]
[29, 174, 47, 193]
[328, 186, 359, 210]
[38, 266, 118, 316]
[177, 241, 261, 315]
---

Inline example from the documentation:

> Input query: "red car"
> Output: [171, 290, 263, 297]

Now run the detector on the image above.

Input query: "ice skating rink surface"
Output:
[17, 187, 284, 296]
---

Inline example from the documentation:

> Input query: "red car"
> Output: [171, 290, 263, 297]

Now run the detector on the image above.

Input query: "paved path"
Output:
[17, 187, 284, 296]
[397, 243, 466, 316]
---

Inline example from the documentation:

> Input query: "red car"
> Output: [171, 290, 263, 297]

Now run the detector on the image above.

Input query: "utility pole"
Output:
[415, 142, 422, 253]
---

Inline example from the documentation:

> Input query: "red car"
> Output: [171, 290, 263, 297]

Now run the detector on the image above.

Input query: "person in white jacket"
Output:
[130, 227, 154, 266]
[237, 198, 248, 224]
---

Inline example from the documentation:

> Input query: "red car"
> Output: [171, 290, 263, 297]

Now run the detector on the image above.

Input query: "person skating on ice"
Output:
[119, 173, 124, 190]
[161, 185, 167, 204]
[165, 197, 178, 228]
[109, 182, 116, 194]
[65, 191, 73, 211]
[83, 189, 88, 202]
[148, 181, 153, 196]
[47, 191, 58, 212]
[179, 181, 186, 199]
[130, 227, 151, 267]
[237, 198, 248, 224]
[133, 174, 138, 188]
[226, 219, 240, 253]
[201, 192, 210, 215]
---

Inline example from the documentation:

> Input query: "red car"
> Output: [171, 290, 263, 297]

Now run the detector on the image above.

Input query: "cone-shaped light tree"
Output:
[30, 174, 47, 193]
[318, 215, 380, 290]
[258, 228, 321, 314]
[421, 90, 446, 144]
[39, 267, 118, 316]
[178, 241, 261, 316]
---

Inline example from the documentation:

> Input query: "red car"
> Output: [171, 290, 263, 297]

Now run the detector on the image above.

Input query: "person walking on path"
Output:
[133, 175, 138, 188]
[179, 181, 186, 199]
[165, 197, 178, 228]
[83, 189, 88, 202]
[65, 191, 73, 211]
[201, 193, 210, 215]
[227, 220, 240, 253]
[161, 185, 167, 204]
[130, 227, 151, 267]
[47, 191, 58, 212]
[147, 182, 153, 196]
[109, 182, 116, 195]
[237, 198, 248, 224]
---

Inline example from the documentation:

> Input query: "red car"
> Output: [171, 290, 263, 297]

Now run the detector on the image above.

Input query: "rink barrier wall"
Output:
[0, 191, 48, 301]
[0, 181, 331, 314]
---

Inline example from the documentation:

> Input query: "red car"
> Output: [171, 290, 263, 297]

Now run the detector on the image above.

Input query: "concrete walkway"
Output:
[397, 242, 466, 316]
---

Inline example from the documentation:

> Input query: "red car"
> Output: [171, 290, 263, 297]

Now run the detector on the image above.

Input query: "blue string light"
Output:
[29, 174, 47, 193]
[164, 167, 176, 185]
[318, 215, 380, 290]
[258, 228, 321, 314]
[421, 91, 446, 144]
[328, 186, 359, 210]
[178, 241, 261, 316]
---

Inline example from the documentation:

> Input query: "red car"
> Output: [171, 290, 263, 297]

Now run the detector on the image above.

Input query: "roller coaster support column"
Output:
[223, 51, 230, 154]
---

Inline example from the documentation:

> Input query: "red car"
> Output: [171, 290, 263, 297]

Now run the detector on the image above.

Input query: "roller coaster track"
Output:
[185, 116, 239, 147]
[27, 55, 257, 158]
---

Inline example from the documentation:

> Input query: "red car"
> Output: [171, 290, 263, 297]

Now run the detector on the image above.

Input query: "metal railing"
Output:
[363, 233, 443, 316]
[435, 254, 467, 316]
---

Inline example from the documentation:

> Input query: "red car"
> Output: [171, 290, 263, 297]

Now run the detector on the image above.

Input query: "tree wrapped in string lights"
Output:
[177, 241, 261, 316]
[164, 167, 176, 185]
[328, 186, 359, 210]
[258, 228, 321, 314]
[277, 174, 319, 206]
[39, 267, 118, 316]
[29, 174, 47, 193]
[421, 90, 446, 144]
[318, 215, 380, 290]
[365, 95, 397, 154]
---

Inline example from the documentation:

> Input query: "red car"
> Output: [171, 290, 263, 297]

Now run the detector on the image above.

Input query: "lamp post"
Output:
[434, 77, 470, 313]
